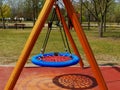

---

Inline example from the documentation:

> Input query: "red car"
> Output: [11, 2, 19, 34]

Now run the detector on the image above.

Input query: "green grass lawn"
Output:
[0, 27, 120, 66]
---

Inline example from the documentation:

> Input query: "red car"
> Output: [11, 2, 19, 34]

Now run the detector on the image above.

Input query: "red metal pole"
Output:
[55, 5, 84, 68]
[4, 0, 55, 90]
[63, 0, 108, 90]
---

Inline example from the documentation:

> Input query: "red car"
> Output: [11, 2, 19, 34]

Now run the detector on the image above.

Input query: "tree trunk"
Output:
[103, 13, 106, 32]
[98, 23, 103, 37]
[80, 0, 83, 24]
[2, 17, 6, 29]
[87, 13, 90, 30]
[98, 22, 103, 37]
[97, 15, 104, 37]
[0, 8, 6, 29]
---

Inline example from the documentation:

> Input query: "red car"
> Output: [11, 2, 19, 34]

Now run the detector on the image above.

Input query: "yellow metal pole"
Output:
[4, 0, 55, 89]
[63, 0, 108, 90]
[55, 5, 84, 68]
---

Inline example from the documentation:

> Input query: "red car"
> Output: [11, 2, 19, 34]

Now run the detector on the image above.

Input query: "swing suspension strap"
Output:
[41, 4, 71, 54]
[57, 18, 71, 53]
[40, 9, 56, 54]
[55, 2, 71, 53]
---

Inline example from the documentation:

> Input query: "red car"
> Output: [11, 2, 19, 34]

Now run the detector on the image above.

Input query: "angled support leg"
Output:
[55, 4, 84, 68]
[4, 0, 55, 90]
[63, 0, 108, 90]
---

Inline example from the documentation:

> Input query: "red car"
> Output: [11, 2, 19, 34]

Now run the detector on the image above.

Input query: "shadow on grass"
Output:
[103, 31, 120, 38]
[101, 63, 118, 66]
[101, 63, 120, 72]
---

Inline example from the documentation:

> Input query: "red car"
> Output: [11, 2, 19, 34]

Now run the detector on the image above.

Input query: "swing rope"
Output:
[57, 16, 71, 54]
[41, 5, 71, 54]
[40, 8, 56, 54]
[55, 1, 71, 53]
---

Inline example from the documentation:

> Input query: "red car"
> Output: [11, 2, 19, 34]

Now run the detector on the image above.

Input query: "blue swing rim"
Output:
[31, 52, 80, 67]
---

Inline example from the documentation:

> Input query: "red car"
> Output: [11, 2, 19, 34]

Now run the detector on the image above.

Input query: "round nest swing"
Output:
[31, 5, 80, 67]
[31, 52, 80, 67]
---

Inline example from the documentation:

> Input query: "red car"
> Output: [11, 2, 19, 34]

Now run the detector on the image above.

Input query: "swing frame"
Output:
[5, 0, 108, 90]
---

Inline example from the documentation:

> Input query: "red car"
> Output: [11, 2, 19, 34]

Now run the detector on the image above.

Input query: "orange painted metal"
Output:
[55, 4, 84, 68]
[63, 0, 108, 90]
[4, 0, 55, 90]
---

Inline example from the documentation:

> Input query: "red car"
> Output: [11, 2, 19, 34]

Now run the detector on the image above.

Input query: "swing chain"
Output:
[40, 2, 71, 55]
[40, 8, 56, 54]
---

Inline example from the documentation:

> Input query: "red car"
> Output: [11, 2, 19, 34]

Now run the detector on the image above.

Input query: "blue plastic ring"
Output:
[31, 52, 80, 67]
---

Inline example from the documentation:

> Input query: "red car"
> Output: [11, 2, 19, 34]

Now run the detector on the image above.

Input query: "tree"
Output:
[23, 0, 33, 20]
[0, 1, 11, 29]
[73, 0, 83, 23]
[82, 0, 113, 37]
[113, 2, 120, 24]
[32, 0, 42, 24]
[23, 0, 44, 24]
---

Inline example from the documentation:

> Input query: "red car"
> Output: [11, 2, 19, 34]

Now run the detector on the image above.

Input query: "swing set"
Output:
[32, 5, 80, 67]
[5, 0, 108, 90]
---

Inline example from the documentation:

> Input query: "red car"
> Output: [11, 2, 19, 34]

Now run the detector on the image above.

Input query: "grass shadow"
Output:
[103, 31, 120, 38]
[101, 63, 120, 72]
